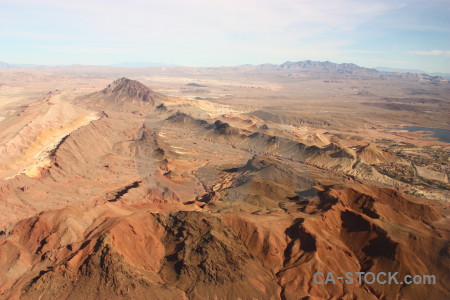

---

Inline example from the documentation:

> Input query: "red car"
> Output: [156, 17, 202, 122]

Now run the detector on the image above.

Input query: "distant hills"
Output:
[0, 61, 177, 68]
[280, 60, 378, 72]
[0, 61, 39, 68]
[109, 62, 179, 67]
[375, 66, 426, 73]
[376, 66, 450, 79]
[1, 60, 449, 79]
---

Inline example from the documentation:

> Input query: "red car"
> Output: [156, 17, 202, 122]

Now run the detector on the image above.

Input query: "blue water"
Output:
[401, 126, 450, 143]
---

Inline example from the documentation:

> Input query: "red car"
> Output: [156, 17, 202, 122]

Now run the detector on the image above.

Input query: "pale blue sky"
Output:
[1, 0, 449, 72]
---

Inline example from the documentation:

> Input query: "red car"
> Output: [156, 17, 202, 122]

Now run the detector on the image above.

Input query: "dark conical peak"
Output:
[101, 77, 157, 103]
[103, 77, 150, 94]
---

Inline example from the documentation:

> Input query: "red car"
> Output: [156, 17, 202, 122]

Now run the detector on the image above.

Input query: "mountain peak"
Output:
[99, 77, 159, 104]
[103, 77, 149, 94]
[279, 60, 378, 74]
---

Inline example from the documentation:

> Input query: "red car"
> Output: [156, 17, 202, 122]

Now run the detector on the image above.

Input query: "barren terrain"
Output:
[0, 62, 449, 299]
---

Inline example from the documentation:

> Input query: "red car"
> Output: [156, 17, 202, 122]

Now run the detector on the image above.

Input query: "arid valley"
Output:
[0, 61, 449, 299]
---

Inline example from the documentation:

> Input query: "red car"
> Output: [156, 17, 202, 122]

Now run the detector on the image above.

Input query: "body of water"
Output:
[401, 126, 450, 143]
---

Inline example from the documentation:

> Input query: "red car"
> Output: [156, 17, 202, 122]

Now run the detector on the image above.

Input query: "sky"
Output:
[0, 0, 449, 72]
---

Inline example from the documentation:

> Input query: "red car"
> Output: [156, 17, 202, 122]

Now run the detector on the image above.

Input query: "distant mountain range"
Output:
[375, 66, 450, 79]
[0, 61, 39, 68]
[0, 61, 177, 68]
[1, 60, 449, 79]
[109, 62, 179, 67]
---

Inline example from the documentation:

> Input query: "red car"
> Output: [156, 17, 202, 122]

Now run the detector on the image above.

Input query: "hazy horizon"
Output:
[1, 0, 449, 72]
[1, 59, 449, 76]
